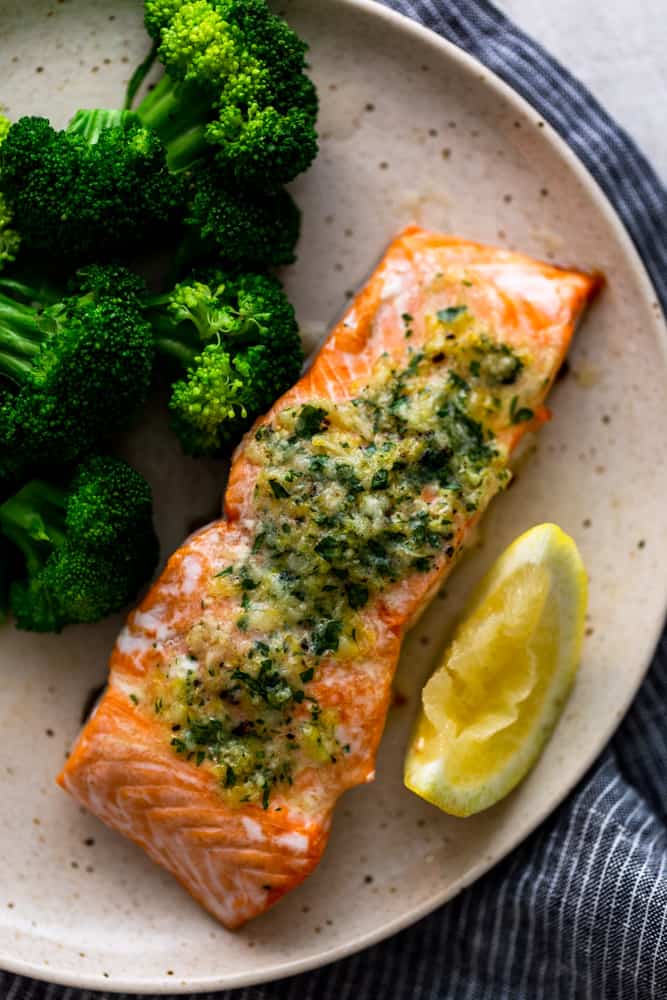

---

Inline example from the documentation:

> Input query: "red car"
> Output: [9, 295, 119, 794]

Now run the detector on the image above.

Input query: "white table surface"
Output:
[497, 0, 667, 180]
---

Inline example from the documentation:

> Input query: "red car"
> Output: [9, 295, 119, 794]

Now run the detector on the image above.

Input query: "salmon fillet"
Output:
[58, 227, 600, 928]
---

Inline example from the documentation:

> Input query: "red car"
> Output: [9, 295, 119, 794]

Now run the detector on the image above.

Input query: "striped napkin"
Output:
[3, 1, 666, 997]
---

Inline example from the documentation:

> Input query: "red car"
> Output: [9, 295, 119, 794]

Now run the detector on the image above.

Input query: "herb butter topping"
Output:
[147, 306, 531, 808]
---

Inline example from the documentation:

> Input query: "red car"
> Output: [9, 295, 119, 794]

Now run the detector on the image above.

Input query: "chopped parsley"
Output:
[437, 305, 467, 323]
[312, 619, 343, 656]
[294, 404, 328, 439]
[346, 582, 369, 610]
[509, 395, 534, 424]
[269, 479, 290, 499]
[371, 468, 389, 490]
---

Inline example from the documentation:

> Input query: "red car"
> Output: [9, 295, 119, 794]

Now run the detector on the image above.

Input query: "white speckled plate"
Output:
[1, 0, 666, 993]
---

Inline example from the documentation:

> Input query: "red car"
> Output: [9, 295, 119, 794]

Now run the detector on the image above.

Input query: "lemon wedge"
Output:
[404, 523, 587, 817]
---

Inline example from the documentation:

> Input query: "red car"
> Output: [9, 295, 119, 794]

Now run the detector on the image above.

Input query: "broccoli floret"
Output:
[0, 199, 21, 271]
[0, 115, 21, 271]
[147, 270, 303, 455]
[0, 455, 159, 632]
[136, 0, 318, 186]
[182, 167, 301, 269]
[169, 344, 255, 454]
[0, 108, 301, 273]
[0, 109, 184, 265]
[0, 265, 154, 480]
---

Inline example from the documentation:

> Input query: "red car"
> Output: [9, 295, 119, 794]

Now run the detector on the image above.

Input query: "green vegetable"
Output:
[0, 110, 183, 266]
[0, 0, 317, 272]
[0, 116, 21, 272]
[269, 479, 290, 499]
[312, 619, 342, 656]
[346, 582, 369, 610]
[0, 108, 302, 273]
[437, 305, 467, 323]
[231, 662, 295, 708]
[371, 468, 389, 490]
[180, 166, 301, 269]
[314, 535, 341, 562]
[138, 0, 318, 186]
[294, 404, 328, 439]
[0, 455, 159, 632]
[509, 394, 534, 424]
[476, 340, 523, 386]
[146, 270, 303, 456]
[0, 265, 154, 481]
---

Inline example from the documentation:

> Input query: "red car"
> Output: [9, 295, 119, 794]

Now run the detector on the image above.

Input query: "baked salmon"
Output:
[58, 227, 600, 928]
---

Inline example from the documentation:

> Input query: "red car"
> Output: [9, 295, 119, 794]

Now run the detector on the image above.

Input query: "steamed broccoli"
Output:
[0, 109, 184, 265]
[0, 455, 159, 632]
[147, 270, 303, 455]
[0, 265, 154, 480]
[0, 0, 316, 271]
[0, 108, 301, 272]
[135, 0, 318, 186]
[181, 166, 301, 269]
[0, 115, 21, 271]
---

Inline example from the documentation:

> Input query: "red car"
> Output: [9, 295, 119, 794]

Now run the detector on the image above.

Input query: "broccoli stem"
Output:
[124, 42, 160, 111]
[0, 276, 60, 306]
[134, 75, 211, 172]
[0, 293, 47, 382]
[163, 126, 210, 173]
[144, 297, 200, 369]
[66, 108, 141, 144]
[133, 74, 174, 123]
[152, 335, 198, 369]
[0, 481, 67, 576]
[169, 227, 207, 282]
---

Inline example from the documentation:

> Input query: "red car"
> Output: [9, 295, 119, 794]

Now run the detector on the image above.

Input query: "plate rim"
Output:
[3, 0, 667, 992]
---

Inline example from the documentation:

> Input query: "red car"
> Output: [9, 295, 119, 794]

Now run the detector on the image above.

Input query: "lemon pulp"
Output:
[404, 523, 587, 817]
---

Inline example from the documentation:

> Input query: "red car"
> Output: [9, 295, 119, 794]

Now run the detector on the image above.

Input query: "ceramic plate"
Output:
[1, 0, 666, 993]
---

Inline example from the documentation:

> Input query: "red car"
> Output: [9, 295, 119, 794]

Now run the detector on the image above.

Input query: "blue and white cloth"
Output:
[3, 1, 666, 997]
